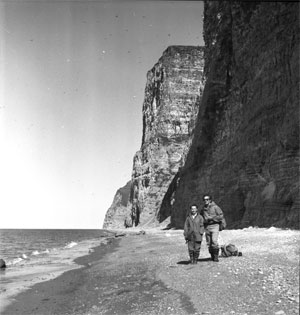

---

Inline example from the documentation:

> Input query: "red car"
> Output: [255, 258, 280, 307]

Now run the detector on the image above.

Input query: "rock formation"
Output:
[161, 1, 299, 229]
[103, 46, 205, 228]
[103, 2, 299, 230]
[102, 181, 131, 229]
[0, 258, 6, 269]
[129, 46, 205, 226]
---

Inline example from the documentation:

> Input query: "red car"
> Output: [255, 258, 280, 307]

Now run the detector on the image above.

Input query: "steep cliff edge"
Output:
[103, 46, 205, 228]
[102, 181, 131, 229]
[165, 2, 299, 229]
[130, 46, 205, 226]
[103, 2, 299, 230]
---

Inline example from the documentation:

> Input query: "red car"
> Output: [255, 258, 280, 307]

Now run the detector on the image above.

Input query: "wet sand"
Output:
[0, 238, 108, 313]
[2, 227, 299, 315]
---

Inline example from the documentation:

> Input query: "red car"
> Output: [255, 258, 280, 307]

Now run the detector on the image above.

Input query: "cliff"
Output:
[130, 46, 205, 226]
[102, 46, 205, 228]
[103, 2, 299, 230]
[163, 1, 299, 229]
[102, 181, 131, 229]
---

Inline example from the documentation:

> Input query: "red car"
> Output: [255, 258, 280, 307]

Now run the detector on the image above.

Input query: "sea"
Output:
[0, 229, 114, 311]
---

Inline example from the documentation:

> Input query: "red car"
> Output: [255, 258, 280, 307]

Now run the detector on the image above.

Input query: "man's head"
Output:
[203, 194, 212, 206]
[190, 204, 198, 215]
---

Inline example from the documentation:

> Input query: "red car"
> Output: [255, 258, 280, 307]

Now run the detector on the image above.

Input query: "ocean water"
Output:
[0, 229, 114, 311]
[0, 229, 110, 266]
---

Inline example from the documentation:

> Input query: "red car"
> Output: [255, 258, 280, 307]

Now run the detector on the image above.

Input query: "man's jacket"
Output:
[184, 213, 204, 242]
[201, 201, 224, 226]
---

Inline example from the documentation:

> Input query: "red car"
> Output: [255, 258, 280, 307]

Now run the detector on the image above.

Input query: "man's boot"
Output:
[194, 251, 200, 264]
[189, 251, 194, 264]
[212, 248, 219, 262]
[208, 248, 214, 260]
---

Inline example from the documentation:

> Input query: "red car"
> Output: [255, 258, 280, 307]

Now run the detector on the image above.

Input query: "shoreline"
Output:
[0, 236, 116, 314]
[2, 227, 299, 315]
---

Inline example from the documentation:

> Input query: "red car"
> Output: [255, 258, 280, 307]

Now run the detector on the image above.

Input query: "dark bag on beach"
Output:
[221, 243, 242, 257]
[219, 218, 227, 231]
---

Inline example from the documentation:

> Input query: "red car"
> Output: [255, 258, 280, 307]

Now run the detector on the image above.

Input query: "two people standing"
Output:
[184, 194, 225, 263]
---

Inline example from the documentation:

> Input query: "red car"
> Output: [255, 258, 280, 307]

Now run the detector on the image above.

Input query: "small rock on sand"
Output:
[0, 259, 6, 269]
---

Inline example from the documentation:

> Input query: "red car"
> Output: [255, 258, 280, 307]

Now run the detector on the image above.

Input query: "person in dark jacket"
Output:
[184, 204, 204, 264]
[201, 194, 224, 262]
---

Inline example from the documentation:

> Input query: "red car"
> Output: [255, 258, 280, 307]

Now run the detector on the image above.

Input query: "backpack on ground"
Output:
[221, 243, 242, 257]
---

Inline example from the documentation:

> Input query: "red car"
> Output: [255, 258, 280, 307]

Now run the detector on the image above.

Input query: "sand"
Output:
[1, 227, 299, 315]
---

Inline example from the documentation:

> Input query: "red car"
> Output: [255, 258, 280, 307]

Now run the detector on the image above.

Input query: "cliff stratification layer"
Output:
[164, 2, 299, 229]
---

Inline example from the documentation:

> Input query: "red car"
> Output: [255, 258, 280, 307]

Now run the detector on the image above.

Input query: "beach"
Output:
[1, 227, 299, 315]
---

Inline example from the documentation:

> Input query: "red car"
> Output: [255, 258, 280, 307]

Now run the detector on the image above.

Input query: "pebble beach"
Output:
[1, 227, 299, 315]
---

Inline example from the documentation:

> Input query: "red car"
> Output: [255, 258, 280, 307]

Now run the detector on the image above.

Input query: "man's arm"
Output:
[183, 218, 190, 239]
[211, 205, 224, 222]
[199, 215, 205, 234]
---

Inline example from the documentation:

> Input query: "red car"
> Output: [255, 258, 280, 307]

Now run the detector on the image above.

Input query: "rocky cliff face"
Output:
[163, 2, 299, 229]
[102, 181, 131, 229]
[103, 46, 205, 229]
[103, 2, 299, 230]
[129, 46, 205, 227]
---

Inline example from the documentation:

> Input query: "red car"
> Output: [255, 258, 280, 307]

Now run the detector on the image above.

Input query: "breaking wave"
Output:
[6, 241, 78, 267]
[64, 241, 78, 249]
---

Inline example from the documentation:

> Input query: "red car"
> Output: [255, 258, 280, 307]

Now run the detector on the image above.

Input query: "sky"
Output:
[0, 0, 204, 229]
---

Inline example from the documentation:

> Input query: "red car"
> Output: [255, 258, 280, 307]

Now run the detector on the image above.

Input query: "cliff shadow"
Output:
[157, 172, 181, 224]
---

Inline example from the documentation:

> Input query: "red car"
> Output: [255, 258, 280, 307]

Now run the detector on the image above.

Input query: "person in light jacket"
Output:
[201, 194, 224, 262]
[184, 204, 204, 264]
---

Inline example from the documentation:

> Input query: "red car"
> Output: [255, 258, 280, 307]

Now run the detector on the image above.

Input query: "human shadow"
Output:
[162, 224, 182, 231]
[177, 257, 212, 265]
[177, 260, 191, 265]
[197, 257, 212, 262]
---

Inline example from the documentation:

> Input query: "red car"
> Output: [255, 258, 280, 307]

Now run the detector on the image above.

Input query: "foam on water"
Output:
[1, 230, 114, 268]
[9, 258, 24, 266]
[64, 241, 78, 249]
[0, 237, 108, 313]
[0, 229, 112, 264]
[0, 228, 116, 312]
[6, 246, 62, 266]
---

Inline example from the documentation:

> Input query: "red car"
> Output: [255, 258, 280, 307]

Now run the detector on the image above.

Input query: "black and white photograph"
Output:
[0, 1, 299, 314]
